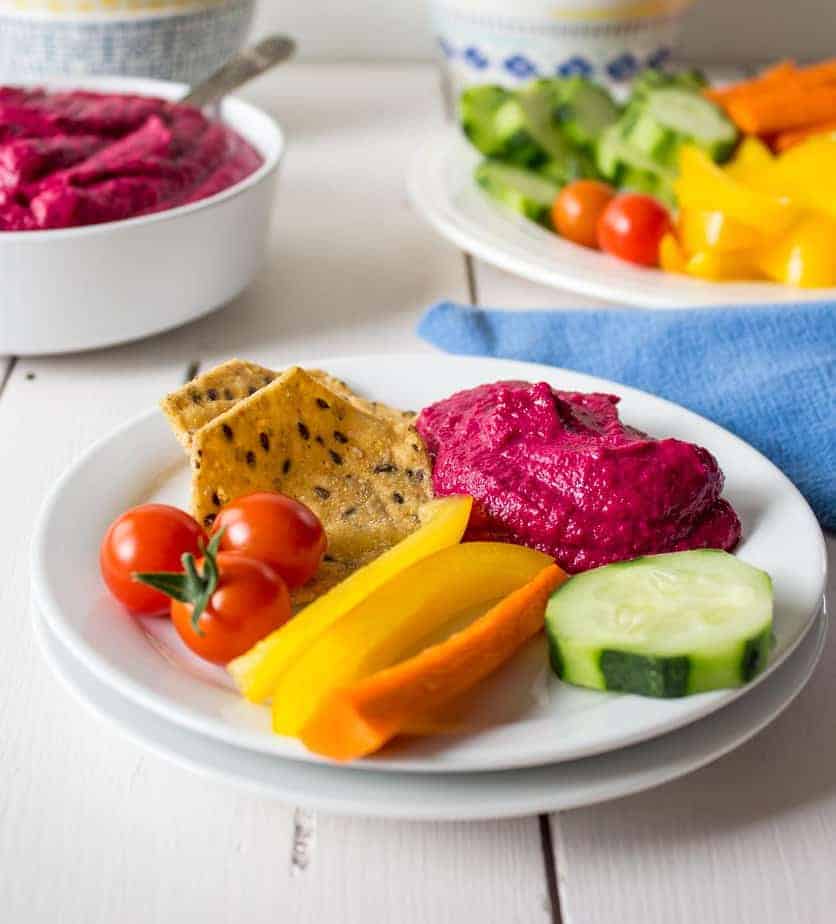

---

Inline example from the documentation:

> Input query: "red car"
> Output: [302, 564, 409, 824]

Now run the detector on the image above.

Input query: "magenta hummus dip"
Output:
[0, 87, 263, 231]
[417, 381, 742, 574]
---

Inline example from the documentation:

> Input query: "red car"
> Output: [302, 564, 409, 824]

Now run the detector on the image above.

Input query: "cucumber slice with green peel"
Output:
[546, 551, 773, 699]
[474, 159, 561, 227]
[508, 81, 576, 164]
[555, 76, 620, 149]
[597, 124, 676, 186]
[627, 88, 738, 163]
[631, 68, 708, 100]
[459, 85, 514, 158]
[619, 166, 676, 208]
[539, 148, 598, 185]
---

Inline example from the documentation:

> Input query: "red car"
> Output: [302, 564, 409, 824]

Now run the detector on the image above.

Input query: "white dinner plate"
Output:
[408, 129, 836, 308]
[31, 355, 827, 773]
[34, 604, 828, 820]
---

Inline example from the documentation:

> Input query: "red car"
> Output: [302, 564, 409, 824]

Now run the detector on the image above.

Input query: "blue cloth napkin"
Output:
[419, 300, 836, 531]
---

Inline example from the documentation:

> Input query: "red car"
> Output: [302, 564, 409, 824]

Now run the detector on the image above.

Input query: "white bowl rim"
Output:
[0, 73, 283, 242]
[0, 1, 251, 25]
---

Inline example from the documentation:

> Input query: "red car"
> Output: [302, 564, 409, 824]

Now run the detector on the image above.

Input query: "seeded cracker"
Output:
[189, 367, 433, 607]
[161, 359, 278, 449]
[161, 362, 416, 451]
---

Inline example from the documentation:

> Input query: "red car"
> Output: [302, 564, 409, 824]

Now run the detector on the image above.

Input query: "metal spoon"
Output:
[181, 34, 297, 109]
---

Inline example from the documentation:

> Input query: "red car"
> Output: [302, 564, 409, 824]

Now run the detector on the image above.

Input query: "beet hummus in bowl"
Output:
[0, 76, 283, 355]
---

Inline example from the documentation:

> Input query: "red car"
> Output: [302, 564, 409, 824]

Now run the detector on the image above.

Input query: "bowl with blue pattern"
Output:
[0, 0, 256, 85]
[430, 0, 697, 90]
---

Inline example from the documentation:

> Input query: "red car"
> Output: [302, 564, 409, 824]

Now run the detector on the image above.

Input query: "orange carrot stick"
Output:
[705, 60, 797, 105]
[726, 87, 836, 135]
[774, 118, 836, 152]
[300, 564, 567, 761]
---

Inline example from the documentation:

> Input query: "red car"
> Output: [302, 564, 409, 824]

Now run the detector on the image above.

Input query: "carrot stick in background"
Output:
[705, 60, 797, 105]
[774, 119, 836, 152]
[726, 88, 836, 136]
[300, 564, 567, 761]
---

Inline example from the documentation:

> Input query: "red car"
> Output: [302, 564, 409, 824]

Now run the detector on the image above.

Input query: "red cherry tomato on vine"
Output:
[552, 180, 615, 249]
[170, 552, 291, 664]
[211, 492, 326, 589]
[99, 504, 206, 614]
[597, 193, 672, 267]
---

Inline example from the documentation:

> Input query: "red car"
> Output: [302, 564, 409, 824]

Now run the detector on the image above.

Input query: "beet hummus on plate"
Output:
[417, 381, 741, 574]
[0, 87, 263, 231]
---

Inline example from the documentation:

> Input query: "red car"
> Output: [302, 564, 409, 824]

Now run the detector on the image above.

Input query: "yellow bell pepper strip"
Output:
[757, 214, 836, 287]
[300, 563, 566, 761]
[743, 136, 836, 222]
[675, 145, 797, 235]
[684, 249, 764, 282]
[724, 136, 774, 182]
[271, 542, 553, 737]
[228, 495, 473, 702]
[659, 233, 686, 274]
[678, 208, 761, 254]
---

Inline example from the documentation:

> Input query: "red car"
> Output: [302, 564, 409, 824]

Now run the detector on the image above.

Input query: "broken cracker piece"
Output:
[161, 359, 278, 449]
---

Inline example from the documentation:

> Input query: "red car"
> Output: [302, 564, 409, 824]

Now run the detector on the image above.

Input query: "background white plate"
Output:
[31, 355, 827, 773]
[34, 604, 828, 820]
[408, 129, 836, 308]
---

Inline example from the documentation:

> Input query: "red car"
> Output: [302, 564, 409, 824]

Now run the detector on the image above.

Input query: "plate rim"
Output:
[33, 601, 829, 820]
[407, 128, 836, 309]
[31, 353, 829, 774]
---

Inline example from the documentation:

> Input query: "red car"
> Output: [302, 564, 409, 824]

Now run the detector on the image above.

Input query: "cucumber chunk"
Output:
[631, 68, 707, 100]
[546, 550, 773, 698]
[459, 85, 515, 159]
[474, 159, 561, 227]
[506, 80, 575, 165]
[596, 124, 676, 205]
[555, 77, 620, 149]
[633, 88, 738, 162]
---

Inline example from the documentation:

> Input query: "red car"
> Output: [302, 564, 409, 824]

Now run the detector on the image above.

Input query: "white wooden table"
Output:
[1, 63, 833, 924]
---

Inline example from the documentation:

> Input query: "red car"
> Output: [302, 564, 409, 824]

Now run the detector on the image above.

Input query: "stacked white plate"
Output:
[408, 130, 836, 308]
[31, 355, 828, 820]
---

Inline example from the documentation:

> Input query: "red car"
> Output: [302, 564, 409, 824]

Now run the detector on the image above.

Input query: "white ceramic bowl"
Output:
[430, 0, 697, 89]
[0, 75, 283, 356]
[0, 0, 256, 84]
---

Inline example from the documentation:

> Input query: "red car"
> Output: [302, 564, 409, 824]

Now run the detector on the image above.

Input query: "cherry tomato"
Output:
[100, 504, 206, 614]
[171, 552, 291, 664]
[552, 180, 615, 249]
[212, 492, 326, 589]
[597, 193, 672, 267]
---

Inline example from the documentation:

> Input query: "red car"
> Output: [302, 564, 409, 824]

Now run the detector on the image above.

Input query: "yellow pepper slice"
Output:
[725, 136, 773, 182]
[228, 495, 473, 702]
[757, 214, 836, 287]
[659, 233, 686, 274]
[271, 542, 552, 737]
[676, 146, 797, 235]
[678, 208, 761, 254]
[745, 136, 836, 222]
[684, 249, 763, 281]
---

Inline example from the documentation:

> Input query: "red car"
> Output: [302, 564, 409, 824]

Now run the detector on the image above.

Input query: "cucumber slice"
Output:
[628, 88, 738, 163]
[491, 97, 551, 166]
[555, 76, 620, 149]
[546, 550, 773, 698]
[539, 148, 597, 185]
[474, 159, 561, 227]
[597, 124, 676, 192]
[631, 68, 707, 100]
[507, 80, 575, 164]
[619, 166, 676, 208]
[459, 85, 514, 159]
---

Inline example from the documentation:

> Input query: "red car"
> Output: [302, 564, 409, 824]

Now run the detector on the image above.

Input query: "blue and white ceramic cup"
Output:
[430, 0, 696, 90]
[0, 0, 255, 84]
